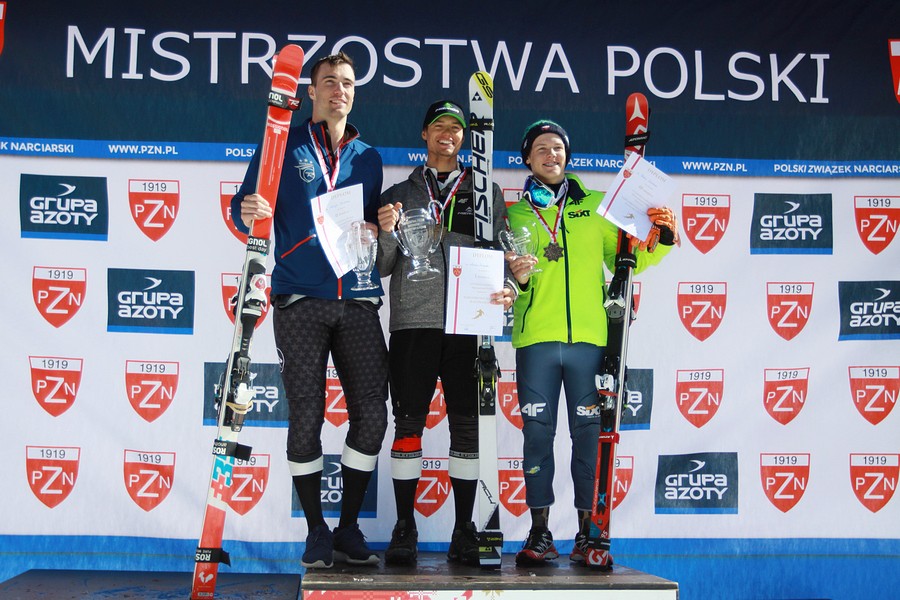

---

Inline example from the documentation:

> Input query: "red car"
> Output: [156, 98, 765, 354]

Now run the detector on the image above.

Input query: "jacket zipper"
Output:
[561, 210, 573, 343]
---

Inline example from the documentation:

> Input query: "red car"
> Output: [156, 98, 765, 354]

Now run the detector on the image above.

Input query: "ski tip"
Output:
[469, 71, 494, 106]
[274, 44, 305, 75]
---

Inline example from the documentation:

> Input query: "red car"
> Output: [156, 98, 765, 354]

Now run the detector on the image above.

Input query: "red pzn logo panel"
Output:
[123, 450, 175, 512]
[499, 457, 528, 517]
[220, 181, 247, 243]
[612, 455, 634, 510]
[29, 356, 83, 417]
[324, 364, 347, 427]
[849, 366, 899, 426]
[854, 196, 899, 255]
[32, 266, 86, 328]
[26, 446, 80, 508]
[682, 194, 730, 254]
[125, 361, 179, 423]
[221, 273, 271, 327]
[128, 179, 179, 241]
[415, 457, 450, 517]
[426, 381, 447, 429]
[0, 2, 6, 56]
[675, 369, 724, 428]
[225, 454, 270, 516]
[850, 454, 899, 513]
[498, 369, 522, 430]
[677, 282, 726, 341]
[760, 453, 810, 513]
[890, 40, 900, 105]
[766, 282, 814, 341]
[763, 368, 810, 425]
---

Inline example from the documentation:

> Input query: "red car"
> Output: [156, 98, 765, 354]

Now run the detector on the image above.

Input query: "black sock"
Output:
[292, 473, 324, 530]
[392, 478, 419, 526]
[529, 506, 550, 529]
[338, 464, 372, 529]
[450, 477, 477, 530]
[577, 509, 591, 535]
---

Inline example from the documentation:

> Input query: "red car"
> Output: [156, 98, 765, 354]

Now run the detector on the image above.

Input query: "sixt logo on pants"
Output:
[19, 174, 109, 241]
[750, 193, 833, 254]
[838, 280, 900, 341]
[107, 268, 194, 334]
[655, 452, 738, 514]
[291, 454, 378, 519]
[202, 362, 288, 427]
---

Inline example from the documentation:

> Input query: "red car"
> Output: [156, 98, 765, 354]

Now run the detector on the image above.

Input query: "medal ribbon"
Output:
[528, 180, 568, 244]
[422, 165, 466, 225]
[309, 122, 342, 192]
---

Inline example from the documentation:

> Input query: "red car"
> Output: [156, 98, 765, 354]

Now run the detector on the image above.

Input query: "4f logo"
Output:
[125, 361, 179, 423]
[128, 179, 179, 241]
[766, 283, 813, 341]
[682, 194, 730, 254]
[849, 366, 898, 425]
[33, 266, 86, 328]
[760, 454, 809, 513]
[225, 454, 269, 516]
[123, 450, 175, 511]
[498, 369, 522, 429]
[854, 196, 899, 255]
[416, 458, 450, 517]
[29, 356, 83, 417]
[676, 369, 724, 428]
[891, 40, 900, 104]
[763, 368, 810, 425]
[426, 381, 447, 429]
[220, 181, 247, 242]
[324, 364, 348, 427]
[499, 457, 528, 517]
[27, 446, 80, 508]
[677, 282, 726, 341]
[221, 273, 271, 327]
[850, 454, 898, 513]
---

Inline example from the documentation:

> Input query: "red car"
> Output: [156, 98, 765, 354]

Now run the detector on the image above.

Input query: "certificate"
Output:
[445, 246, 504, 336]
[598, 152, 678, 242]
[310, 183, 364, 278]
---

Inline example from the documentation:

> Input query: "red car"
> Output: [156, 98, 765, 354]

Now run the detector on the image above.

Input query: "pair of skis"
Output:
[586, 92, 651, 569]
[469, 71, 504, 569]
[191, 45, 304, 599]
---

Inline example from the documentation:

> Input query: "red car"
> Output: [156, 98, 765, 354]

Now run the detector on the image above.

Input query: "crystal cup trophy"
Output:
[499, 223, 542, 276]
[393, 201, 444, 281]
[346, 220, 379, 291]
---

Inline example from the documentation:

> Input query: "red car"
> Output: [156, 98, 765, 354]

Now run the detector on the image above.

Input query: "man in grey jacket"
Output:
[376, 100, 513, 566]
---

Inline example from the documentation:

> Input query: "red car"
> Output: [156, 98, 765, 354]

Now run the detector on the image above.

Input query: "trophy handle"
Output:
[428, 199, 444, 254]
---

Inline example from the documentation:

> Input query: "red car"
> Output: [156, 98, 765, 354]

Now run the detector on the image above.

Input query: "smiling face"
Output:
[525, 132, 567, 185]
[308, 61, 356, 123]
[422, 115, 465, 168]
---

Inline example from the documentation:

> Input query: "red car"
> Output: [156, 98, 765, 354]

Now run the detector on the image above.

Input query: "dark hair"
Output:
[310, 51, 355, 85]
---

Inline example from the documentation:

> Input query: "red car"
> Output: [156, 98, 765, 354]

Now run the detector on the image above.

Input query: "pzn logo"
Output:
[128, 179, 179, 241]
[32, 266, 87, 328]
[677, 282, 726, 341]
[682, 194, 730, 254]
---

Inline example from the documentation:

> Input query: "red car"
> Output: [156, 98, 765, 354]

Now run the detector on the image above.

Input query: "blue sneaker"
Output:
[301, 523, 334, 569]
[333, 523, 380, 565]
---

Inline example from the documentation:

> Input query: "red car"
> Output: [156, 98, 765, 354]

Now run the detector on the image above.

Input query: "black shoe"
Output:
[515, 526, 559, 565]
[385, 520, 418, 565]
[447, 521, 480, 566]
[333, 523, 380, 566]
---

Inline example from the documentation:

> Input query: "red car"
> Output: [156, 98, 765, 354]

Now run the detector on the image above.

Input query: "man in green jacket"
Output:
[506, 120, 678, 566]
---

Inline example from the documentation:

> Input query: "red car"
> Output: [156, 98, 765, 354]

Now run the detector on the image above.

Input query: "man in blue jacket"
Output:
[232, 52, 387, 569]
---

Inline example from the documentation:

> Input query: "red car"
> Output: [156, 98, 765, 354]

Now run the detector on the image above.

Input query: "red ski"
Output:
[191, 44, 304, 599]
[586, 92, 650, 569]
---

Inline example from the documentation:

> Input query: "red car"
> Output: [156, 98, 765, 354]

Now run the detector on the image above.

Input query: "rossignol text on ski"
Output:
[191, 44, 304, 600]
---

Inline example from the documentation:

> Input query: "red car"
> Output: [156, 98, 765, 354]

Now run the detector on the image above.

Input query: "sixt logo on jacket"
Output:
[202, 362, 288, 427]
[107, 268, 194, 334]
[620, 368, 653, 431]
[838, 280, 900, 341]
[655, 452, 738, 514]
[750, 193, 832, 254]
[291, 454, 378, 519]
[19, 174, 109, 241]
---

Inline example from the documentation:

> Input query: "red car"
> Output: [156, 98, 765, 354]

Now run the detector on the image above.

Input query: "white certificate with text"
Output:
[310, 183, 364, 278]
[598, 152, 677, 242]
[445, 246, 504, 336]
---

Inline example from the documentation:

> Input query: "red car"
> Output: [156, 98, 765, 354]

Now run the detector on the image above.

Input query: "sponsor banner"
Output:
[854, 196, 899, 255]
[123, 450, 175, 512]
[107, 268, 195, 334]
[621, 368, 653, 431]
[837, 280, 900, 341]
[125, 360, 179, 423]
[760, 454, 810, 513]
[26, 446, 80, 509]
[32, 266, 87, 328]
[848, 366, 899, 426]
[19, 174, 108, 241]
[292, 454, 378, 519]
[763, 368, 810, 426]
[128, 179, 179, 241]
[655, 452, 738, 514]
[28, 356, 83, 417]
[750, 193, 833, 255]
[849, 454, 899, 513]
[202, 362, 288, 427]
